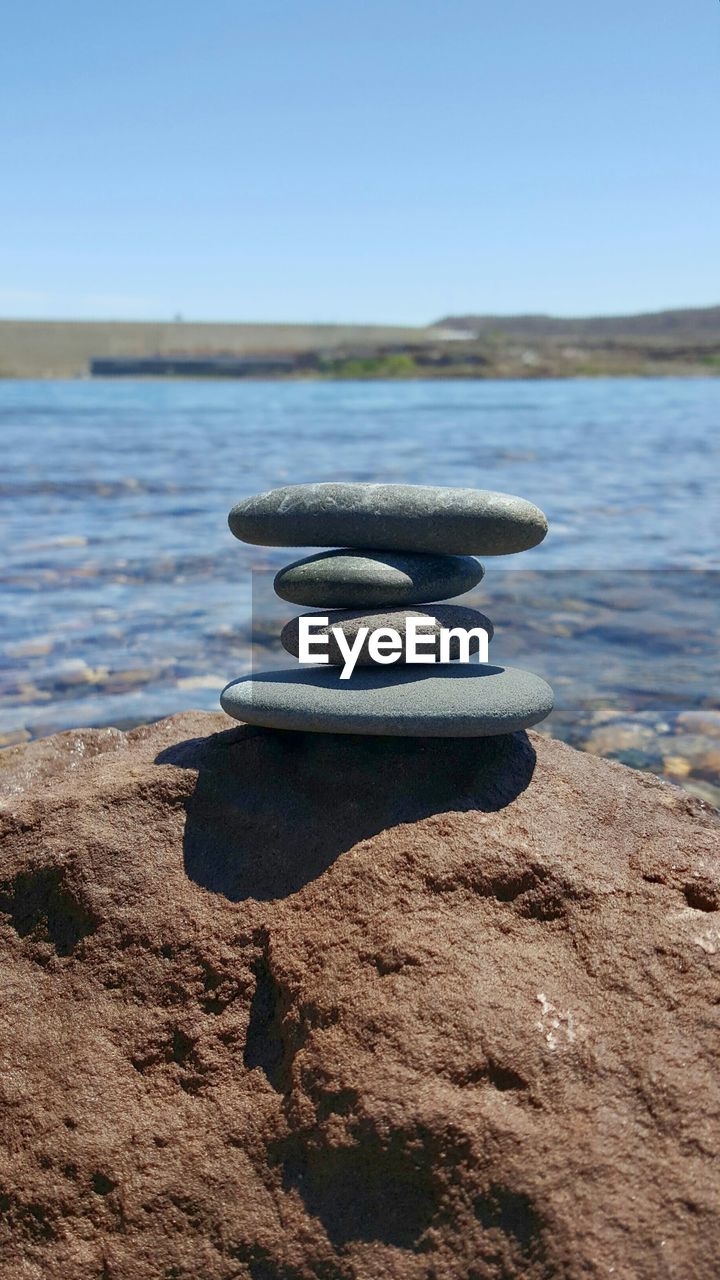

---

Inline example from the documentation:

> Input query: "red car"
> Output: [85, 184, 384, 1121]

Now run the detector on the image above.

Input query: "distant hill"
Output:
[434, 304, 720, 340]
[0, 308, 719, 379]
[0, 318, 444, 379]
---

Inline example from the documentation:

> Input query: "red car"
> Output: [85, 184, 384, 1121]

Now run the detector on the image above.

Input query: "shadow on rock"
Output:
[276, 1123, 440, 1249]
[155, 725, 536, 902]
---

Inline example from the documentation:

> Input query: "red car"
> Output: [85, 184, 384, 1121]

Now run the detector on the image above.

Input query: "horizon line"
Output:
[1, 300, 720, 329]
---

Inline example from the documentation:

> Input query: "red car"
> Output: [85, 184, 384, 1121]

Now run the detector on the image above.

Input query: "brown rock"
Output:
[0, 727, 31, 749]
[676, 709, 720, 738]
[0, 724, 127, 794]
[585, 721, 659, 756]
[0, 711, 719, 1280]
[697, 748, 720, 780]
[663, 754, 692, 778]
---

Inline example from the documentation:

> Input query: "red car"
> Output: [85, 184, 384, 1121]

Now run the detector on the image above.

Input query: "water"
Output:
[1, 378, 718, 801]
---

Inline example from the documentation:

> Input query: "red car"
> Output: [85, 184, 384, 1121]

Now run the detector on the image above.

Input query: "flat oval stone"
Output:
[220, 665, 553, 737]
[229, 483, 548, 556]
[274, 549, 483, 607]
[281, 605, 494, 666]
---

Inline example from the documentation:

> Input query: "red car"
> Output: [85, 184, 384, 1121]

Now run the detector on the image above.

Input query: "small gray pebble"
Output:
[281, 605, 494, 666]
[274, 548, 483, 607]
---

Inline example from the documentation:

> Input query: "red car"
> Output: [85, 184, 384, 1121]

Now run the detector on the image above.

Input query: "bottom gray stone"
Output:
[220, 664, 553, 737]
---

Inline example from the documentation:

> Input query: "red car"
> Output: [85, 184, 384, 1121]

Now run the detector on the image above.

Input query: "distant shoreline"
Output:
[1, 368, 719, 382]
[1, 309, 719, 380]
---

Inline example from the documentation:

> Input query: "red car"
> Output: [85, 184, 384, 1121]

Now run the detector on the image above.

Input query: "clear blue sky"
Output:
[1, 0, 718, 325]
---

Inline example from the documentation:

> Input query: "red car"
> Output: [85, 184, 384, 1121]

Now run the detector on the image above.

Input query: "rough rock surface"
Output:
[0, 711, 719, 1280]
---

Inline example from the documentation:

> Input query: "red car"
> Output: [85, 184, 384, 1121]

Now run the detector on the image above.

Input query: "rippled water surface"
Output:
[1, 378, 718, 800]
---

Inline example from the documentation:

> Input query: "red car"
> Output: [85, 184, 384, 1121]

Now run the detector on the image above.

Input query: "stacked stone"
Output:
[221, 483, 553, 737]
